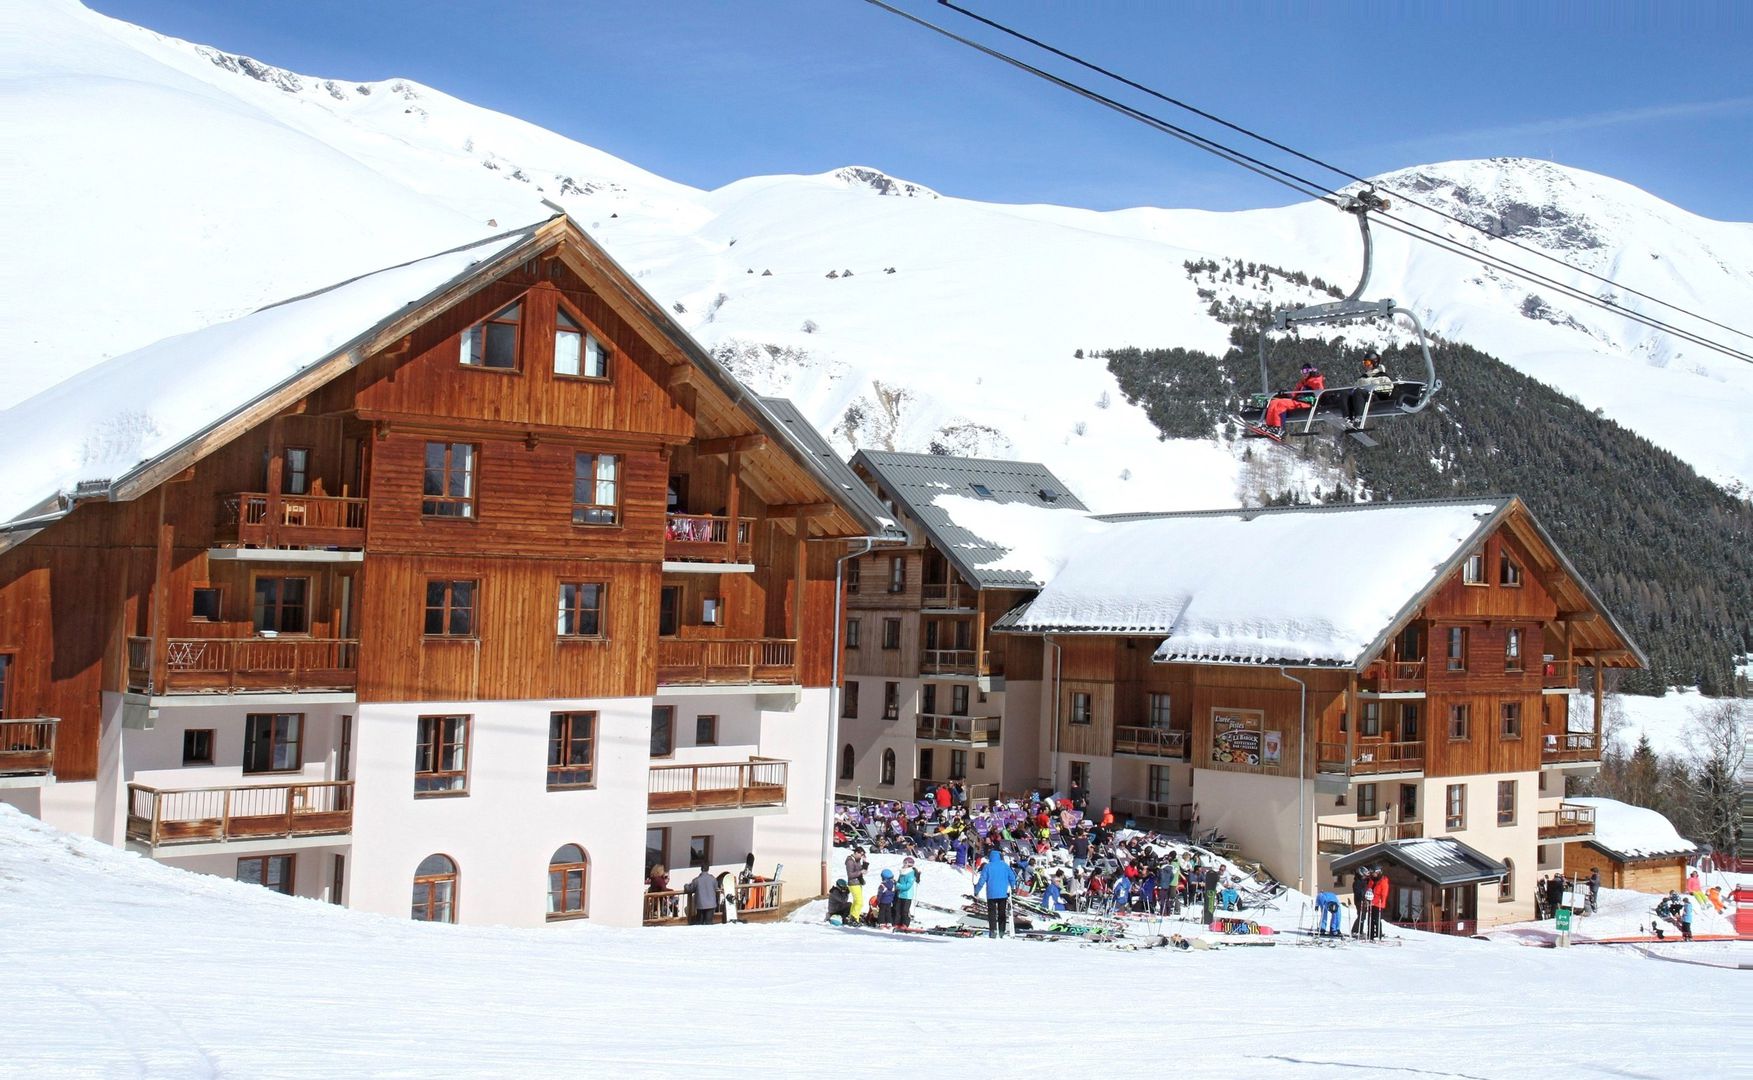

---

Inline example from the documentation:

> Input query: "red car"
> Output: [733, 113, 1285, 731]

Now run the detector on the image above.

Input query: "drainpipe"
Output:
[1045, 635, 1063, 789]
[1279, 666, 1309, 895]
[821, 536, 895, 894]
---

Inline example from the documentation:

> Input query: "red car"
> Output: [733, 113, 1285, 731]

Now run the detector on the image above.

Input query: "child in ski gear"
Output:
[1262, 364, 1325, 435]
[895, 857, 921, 927]
[875, 869, 898, 926]
[1343, 353, 1393, 428]
[975, 849, 1016, 938]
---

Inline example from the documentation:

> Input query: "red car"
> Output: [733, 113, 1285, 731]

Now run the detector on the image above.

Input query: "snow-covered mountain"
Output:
[7, 0, 1753, 511]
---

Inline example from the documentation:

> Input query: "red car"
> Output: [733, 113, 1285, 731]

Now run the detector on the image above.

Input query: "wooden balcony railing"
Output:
[648, 757, 788, 813]
[1317, 740, 1425, 776]
[915, 713, 1000, 745]
[1364, 659, 1426, 694]
[920, 648, 979, 675]
[921, 582, 977, 609]
[655, 639, 797, 686]
[643, 889, 687, 925]
[664, 514, 755, 564]
[1541, 657, 1578, 690]
[1542, 732, 1601, 764]
[1112, 797, 1193, 829]
[126, 636, 359, 694]
[220, 493, 367, 549]
[1317, 820, 1419, 854]
[1113, 725, 1189, 759]
[126, 780, 353, 848]
[0, 719, 57, 777]
[1537, 802, 1597, 840]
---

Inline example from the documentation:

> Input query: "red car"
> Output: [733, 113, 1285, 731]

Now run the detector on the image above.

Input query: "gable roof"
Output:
[850, 450, 1088, 588]
[1570, 797, 1696, 861]
[757, 398, 900, 538]
[0, 214, 889, 551]
[1329, 837, 1508, 887]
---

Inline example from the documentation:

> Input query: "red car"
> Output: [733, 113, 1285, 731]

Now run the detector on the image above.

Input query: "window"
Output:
[883, 681, 900, 721]
[414, 715, 469, 795]
[881, 618, 901, 649]
[182, 728, 214, 766]
[1361, 701, 1382, 737]
[949, 749, 967, 779]
[1499, 552, 1523, 587]
[975, 751, 986, 769]
[1069, 760, 1090, 793]
[1070, 692, 1092, 725]
[1400, 703, 1421, 741]
[841, 681, 858, 719]
[845, 619, 861, 649]
[237, 854, 295, 896]
[1462, 551, 1486, 585]
[554, 308, 608, 379]
[840, 744, 854, 780]
[548, 711, 596, 789]
[1, 654, 12, 716]
[846, 560, 861, 594]
[556, 582, 606, 637]
[659, 586, 681, 637]
[688, 835, 712, 870]
[1498, 859, 1515, 902]
[1148, 693, 1173, 730]
[1504, 628, 1523, 671]
[460, 301, 521, 368]
[243, 713, 302, 773]
[880, 749, 896, 786]
[645, 828, 669, 874]
[1497, 780, 1517, 826]
[424, 580, 477, 637]
[651, 706, 675, 758]
[1445, 784, 1466, 831]
[1399, 783, 1419, 822]
[411, 854, 458, 923]
[547, 844, 590, 920]
[1448, 703, 1470, 741]
[1500, 701, 1523, 739]
[919, 684, 936, 716]
[1446, 626, 1468, 671]
[1356, 783, 1378, 820]
[572, 452, 619, 526]
[252, 576, 308, 634]
[422, 442, 476, 518]
[969, 483, 993, 498]
[1148, 765, 1173, 802]
[1398, 623, 1426, 662]
[700, 597, 721, 626]
[282, 448, 310, 495]
[888, 555, 906, 593]
[695, 714, 718, 746]
[192, 587, 222, 622]
[951, 684, 970, 716]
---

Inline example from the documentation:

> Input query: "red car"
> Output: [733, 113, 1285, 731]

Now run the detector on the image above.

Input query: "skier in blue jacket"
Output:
[975, 850, 1015, 938]
[894, 857, 921, 927]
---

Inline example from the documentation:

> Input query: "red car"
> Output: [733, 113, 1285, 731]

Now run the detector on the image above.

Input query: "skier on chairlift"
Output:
[1343, 353, 1395, 430]
[1260, 363, 1325, 437]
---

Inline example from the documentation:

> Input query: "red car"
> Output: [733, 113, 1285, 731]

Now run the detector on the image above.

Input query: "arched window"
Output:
[548, 844, 590, 920]
[880, 748, 896, 786]
[412, 854, 458, 923]
[840, 744, 854, 780]
[1498, 858, 1514, 903]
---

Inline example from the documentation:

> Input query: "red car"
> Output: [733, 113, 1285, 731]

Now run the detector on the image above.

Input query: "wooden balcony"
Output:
[1317, 819, 1422, 854]
[641, 879, 784, 925]
[655, 639, 797, 686]
[1541, 657, 1578, 691]
[1362, 659, 1426, 694]
[1113, 725, 1189, 759]
[1316, 740, 1425, 776]
[219, 493, 367, 550]
[1542, 732, 1601, 765]
[916, 713, 1000, 746]
[920, 648, 982, 675]
[126, 780, 353, 850]
[126, 636, 359, 694]
[0, 719, 57, 779]
[664, 514, 754, 565]
[921, 582, 977, 609]
[648, 757, 788, 814]
[1537, 802, 1597, 840]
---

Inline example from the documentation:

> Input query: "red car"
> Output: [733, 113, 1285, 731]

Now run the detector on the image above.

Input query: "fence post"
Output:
[221, 787, 232, 841]
[149, 788, 162, 847]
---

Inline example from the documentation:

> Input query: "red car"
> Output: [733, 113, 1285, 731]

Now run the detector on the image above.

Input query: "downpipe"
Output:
[1278, 666, 1309, 896]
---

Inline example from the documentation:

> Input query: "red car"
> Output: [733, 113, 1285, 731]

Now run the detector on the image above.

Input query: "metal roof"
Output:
[756, 398, 900, 538]
[850, 450, 1088, 588]
[1330, 837, 1509, 887]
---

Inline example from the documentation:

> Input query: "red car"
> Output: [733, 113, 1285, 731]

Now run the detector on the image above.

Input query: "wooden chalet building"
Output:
[834, 452, 1086, 803]
[991, 495, 1643, 929]
[0, 214, 887, 927]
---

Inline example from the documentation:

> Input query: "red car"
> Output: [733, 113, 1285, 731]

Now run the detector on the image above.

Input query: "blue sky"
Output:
[88, 0, 1753, 219]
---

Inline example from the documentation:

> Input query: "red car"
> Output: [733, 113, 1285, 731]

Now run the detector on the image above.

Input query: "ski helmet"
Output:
[1301, 363, 1319, 374]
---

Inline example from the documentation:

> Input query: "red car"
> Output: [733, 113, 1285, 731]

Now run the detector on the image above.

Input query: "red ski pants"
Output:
[1264, 396, 1312, 427]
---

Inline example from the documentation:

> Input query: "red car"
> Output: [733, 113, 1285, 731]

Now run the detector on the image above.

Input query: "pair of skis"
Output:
[1243, 418, 1377, 448]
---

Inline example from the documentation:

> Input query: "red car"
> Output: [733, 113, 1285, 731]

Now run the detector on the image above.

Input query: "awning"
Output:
[1330, 837, 1508, 888]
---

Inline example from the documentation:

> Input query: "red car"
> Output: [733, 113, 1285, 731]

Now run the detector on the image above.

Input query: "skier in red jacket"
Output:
[1261, 364, 1326, 436]
[1369, 869, 1390, 940]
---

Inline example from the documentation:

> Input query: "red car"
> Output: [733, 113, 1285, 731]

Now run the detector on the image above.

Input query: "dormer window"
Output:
[1038, 488, 1059, 502]
[554, 308, 608, 379]
[1462, 551, 1486, 585]
[969, 483, 993, 499]
[459, 302, 521, 369]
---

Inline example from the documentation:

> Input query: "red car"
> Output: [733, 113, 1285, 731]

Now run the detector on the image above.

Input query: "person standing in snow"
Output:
[1680, 893, 1694, 941]
[1260, 363, 1325, 436]
[689, 866, 721, 926]
[895, 857, 921, 927]
[1350, 869, 1371, 937]
[1586, 868, 1601, 914]
[845, 847, 868, 919]
[1342, 353, 1394, 430]
[875, 869, 898, 926]
[975, 849, 1016, 938]
[1369, 869, 1390, 940]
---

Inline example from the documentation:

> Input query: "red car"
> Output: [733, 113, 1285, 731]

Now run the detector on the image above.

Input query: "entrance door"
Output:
[918, 748, 934, 783]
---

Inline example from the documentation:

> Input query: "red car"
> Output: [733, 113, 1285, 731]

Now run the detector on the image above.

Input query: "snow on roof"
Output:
[1330, 836, 1508, 886]
[1002, 499, 1505, 667]
[1570, 797, 1696, 860]
[0, 226, 533, 528]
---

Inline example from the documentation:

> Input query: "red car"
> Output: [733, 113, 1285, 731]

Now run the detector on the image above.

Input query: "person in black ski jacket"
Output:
[1343, 354, 1394, 429]
[1351, 868, 1372, 937]
[826, 879, 853, 923]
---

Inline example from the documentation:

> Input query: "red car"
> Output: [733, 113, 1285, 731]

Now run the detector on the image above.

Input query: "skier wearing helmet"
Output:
[1261, 363, 1325, 436]
[1343, 352, 1395, 429]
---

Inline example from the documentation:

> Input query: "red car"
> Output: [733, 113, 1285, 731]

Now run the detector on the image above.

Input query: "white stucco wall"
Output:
[1191, 767, 1318, 890]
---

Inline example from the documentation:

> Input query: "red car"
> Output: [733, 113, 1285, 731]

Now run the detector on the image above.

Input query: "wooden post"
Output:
[1345, 672, 1358, 774]
[1592, 666, 1604, 744]
[266, 418, 286, 546]
[221, 787, 232, 842]
[149, 486, 172, 694]
[793, 511, 808, 642]
[724, 451, 741, 563]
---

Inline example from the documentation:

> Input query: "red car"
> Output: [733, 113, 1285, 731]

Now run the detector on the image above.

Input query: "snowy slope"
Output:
[6, 0, 1753, 515]
[1, 805, 1746, 1078]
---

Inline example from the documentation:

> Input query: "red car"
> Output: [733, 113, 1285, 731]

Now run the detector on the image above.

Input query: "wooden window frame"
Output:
[414, 714, 471, 797]
[1504, 628, 1523, 672]
[548, 711, 597, 790]
[659, 586, 681, 637]
[251, 574, 311, 635]
[556, 582, 607, 639]
[422, 441, 477, 518]
[846, 561, 861, 594]
[1356, 782, 1379, 821]
[951, 684, 970, 717]
[242, 712, 303, 774]
[547, 844, 591, 921]
[412, 854, 459, 923]
[1070, 691, 1093, 726]
[1446, 626, 1468, 671]
[645, 827, 669, 874]
[237, 853, 295, 897]
[883, 681, 900, 721]
[921, 684, 937, 715]
[1400, 702, 1421, 741]
[948, 748, 967, 780]
[1445, 784, 1466, 831]
[1448, 703, 1470, 742]
[424, 579, 479, 638]
[282, 447, 311, 496]
[1361, 701, 1382, 737]
[459, 301, 522, 371]
[700, 596, 721, 626]
[191, 586, 223, 622]
[887, 555, 906, 594]
[1399, 782, 1419, 822]
[1147, 764, 1172, 803]
[841, 681, 858, 719]
[1500, 701, 1523, 740]
[880, 748, 897, 786]
[1497, 779, 1517, 826]
[881, 618, 901, 650]
[182, 728, 215, 766]
[1148, 693, 1173, 730]
[572, 452, 620, 527]
[1499, 552, 1523, 588]
[688, 834, 713, 870]
[650, 705, 676, 759]
[1462, 551, 1486, 586]
[695, 714, 718, 747]
[553, 302, 610, 381]
[845, 618, 861, 649]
